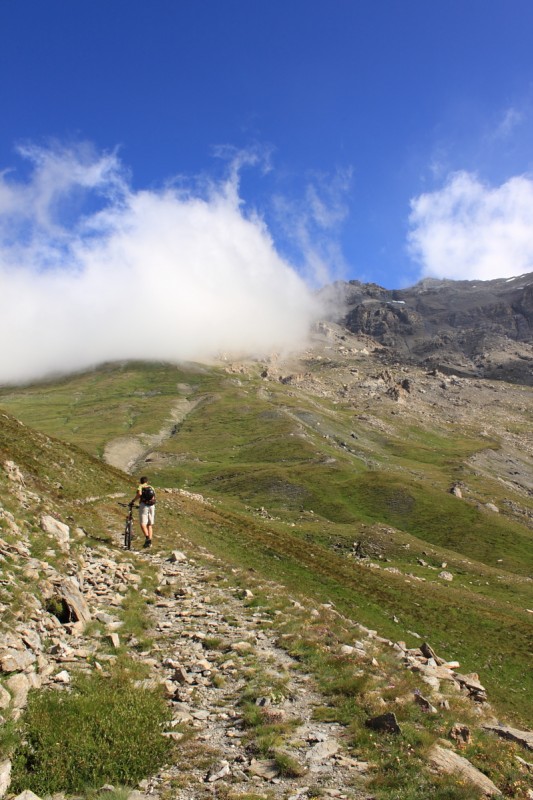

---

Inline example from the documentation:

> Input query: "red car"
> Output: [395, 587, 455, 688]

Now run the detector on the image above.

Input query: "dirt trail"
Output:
[131, 544, 372, 800]
[103, 398, 201, 474]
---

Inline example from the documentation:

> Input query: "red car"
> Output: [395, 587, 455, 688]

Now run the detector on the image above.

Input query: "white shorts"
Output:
[139, 503, 155, 525]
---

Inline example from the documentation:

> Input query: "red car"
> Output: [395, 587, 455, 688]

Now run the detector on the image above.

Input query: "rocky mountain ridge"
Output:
[326, 272, 533, 384]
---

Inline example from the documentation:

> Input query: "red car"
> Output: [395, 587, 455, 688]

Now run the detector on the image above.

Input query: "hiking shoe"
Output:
[143, 538, 151, 549]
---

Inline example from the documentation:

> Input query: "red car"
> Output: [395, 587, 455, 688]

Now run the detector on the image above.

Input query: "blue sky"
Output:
[2, 1, 533, 381]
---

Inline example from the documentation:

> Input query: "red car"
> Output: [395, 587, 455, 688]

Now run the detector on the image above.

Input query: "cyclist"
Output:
[129, 476, 156, 548]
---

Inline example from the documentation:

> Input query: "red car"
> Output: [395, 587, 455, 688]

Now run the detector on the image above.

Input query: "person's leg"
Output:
[146, 506, 155, 542]
[139, 505, 151, 546]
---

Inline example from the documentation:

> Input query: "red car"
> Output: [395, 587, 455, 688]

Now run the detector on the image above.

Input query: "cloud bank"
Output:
[0, 144, 322, 385]
[408, 171, 533, 281]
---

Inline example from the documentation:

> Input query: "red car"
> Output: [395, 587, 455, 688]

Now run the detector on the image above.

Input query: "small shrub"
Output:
[203, 636, 224, 650]
[272, 749, 305, 777]
[10, 667, 173, 795]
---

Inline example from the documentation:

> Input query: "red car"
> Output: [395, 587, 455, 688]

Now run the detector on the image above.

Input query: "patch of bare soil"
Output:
[103, 398, 201, 474]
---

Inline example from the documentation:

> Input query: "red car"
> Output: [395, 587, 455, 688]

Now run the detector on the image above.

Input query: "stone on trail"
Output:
[249, 758, 280, 780]
[231, 640, 254, 654]
[305, 739, 340, 763]
[169, 551, 187, 563]
[429, 744, 502, 796]
[206, 759, 230, 782]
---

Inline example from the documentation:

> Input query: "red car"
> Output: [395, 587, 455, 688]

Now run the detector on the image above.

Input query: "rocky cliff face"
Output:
[331, 273, 533, 384]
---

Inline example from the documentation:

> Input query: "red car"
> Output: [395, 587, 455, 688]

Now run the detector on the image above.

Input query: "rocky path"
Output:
[132, 546, 372, 800]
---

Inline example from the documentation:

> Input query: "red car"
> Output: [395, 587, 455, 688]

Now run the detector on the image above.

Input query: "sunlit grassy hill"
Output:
[1, 325, 532, 726]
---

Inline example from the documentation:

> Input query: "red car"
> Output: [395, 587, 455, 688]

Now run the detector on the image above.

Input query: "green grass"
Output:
[0, 361, 218, 457]
[10, 667, 173, 795]
[2, 360, 532, 733]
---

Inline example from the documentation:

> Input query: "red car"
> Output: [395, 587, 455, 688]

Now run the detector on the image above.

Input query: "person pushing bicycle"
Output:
[129, 476, 156, 548]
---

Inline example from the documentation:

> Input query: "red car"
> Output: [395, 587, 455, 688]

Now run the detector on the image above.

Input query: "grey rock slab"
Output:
[0, 760, 11, 799]
[12, 791, 43, 800]
[191, 709, 210, 720]
[249, 759, 280, 780]
[484, 724, 533, 752]
[414, 692, 438, 713]
[429, 744, 501, 796]
[54, 579, 91, 625]
[0, 648, 36, 673]
[305, 739, 340, 763]
[6, 672, 30, 709]
[40, 515, 70, 552]
[172, 712, 193, 724]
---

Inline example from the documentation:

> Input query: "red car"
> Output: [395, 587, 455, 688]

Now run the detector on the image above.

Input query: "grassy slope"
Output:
[1, 361, 532, 725]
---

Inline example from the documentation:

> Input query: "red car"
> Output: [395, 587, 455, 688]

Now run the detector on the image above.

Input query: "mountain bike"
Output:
[119, 503, 137, 550]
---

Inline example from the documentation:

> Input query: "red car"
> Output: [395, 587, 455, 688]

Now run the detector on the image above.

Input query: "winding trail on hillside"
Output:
[103, 398, 201, 474]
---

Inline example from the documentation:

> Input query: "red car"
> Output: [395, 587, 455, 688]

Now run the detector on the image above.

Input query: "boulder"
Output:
[49, 579, 91, 626]
[429, 744, 501, 796]
[0, 648, 36, 673]
[365, 711, 401, 734]
[249, 759, 280, 780]
[40, 515, 70, 551]
[6, 672, 30, 710]
[169, 551, 187, 563]
[449, 723, 471, 744]
[439, 571, 454, 581]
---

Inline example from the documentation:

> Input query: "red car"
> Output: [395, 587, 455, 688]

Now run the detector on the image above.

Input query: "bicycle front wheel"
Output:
[124, 520, 132, 549]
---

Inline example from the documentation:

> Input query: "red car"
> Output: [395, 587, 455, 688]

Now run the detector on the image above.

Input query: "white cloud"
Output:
[273, 167, 352, 286]
[491, 106, 524, 141]
[408, 170, 533, 281]
[0, 143, 323, 385]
